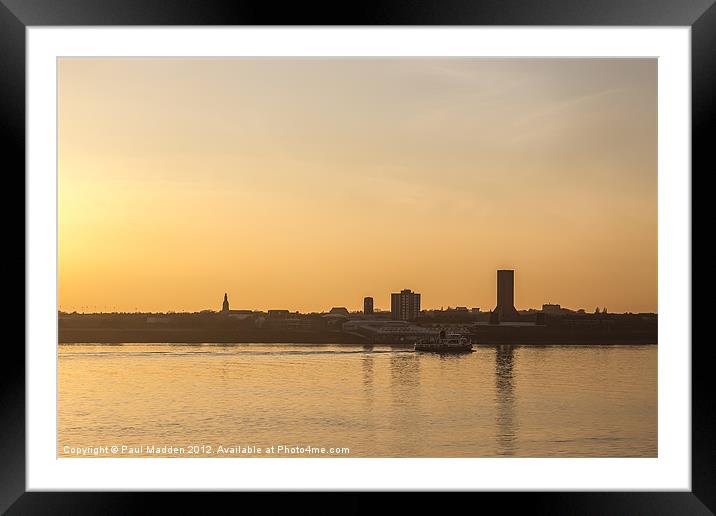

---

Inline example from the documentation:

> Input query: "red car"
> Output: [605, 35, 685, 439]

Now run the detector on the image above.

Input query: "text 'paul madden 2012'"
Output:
[62, 444, 351, 456]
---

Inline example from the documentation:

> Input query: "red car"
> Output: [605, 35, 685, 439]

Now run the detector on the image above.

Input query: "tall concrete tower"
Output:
[364, 296, 374, 315]
[492, 270, 519, 323]
[222, 293, 229, 312]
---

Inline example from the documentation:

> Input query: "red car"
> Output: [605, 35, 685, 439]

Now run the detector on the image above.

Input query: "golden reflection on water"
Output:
[495, 345, 516, 456]
[58, 344, 656, 457]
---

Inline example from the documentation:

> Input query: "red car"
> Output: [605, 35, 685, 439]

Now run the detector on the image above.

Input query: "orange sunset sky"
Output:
[58, 58, 657, 314]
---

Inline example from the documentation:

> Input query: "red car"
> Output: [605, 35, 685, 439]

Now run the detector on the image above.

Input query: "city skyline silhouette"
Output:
[58, 269, 650, 316]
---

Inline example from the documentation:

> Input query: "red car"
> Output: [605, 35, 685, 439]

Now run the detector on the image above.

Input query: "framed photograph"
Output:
[5, 0, 710, 512]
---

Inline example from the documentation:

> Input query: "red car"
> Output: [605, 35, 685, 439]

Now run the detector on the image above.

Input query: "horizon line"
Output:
[58, 307, 658, 315]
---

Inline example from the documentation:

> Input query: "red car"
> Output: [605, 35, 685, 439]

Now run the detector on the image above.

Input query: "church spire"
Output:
[222, 293, 229, 312]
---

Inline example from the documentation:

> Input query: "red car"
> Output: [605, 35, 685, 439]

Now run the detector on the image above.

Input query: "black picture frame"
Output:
[3, 1, 710, 513]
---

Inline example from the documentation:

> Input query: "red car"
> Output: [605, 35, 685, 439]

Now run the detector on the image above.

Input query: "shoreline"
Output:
[59, 327, 657, 346]
[58, 340, 657, 347]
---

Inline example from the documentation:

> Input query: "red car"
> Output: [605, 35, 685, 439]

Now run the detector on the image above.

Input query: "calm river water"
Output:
[58, 344, 656, 457]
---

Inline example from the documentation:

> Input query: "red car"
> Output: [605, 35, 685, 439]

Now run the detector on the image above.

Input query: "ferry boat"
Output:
[414, 330, 473, 353]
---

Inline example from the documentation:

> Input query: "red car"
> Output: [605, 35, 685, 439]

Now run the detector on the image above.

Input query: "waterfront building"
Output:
[343, 319, 436, 344]
[492, 270, 520, 323]
[220, 293, 254, 318]
[364, 297, 374, 315]
[391, 289, 421, 321]
[542, 303, 562, 314]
